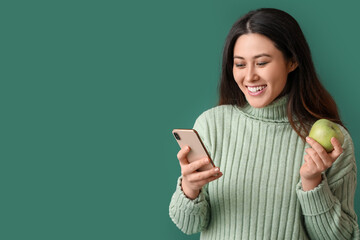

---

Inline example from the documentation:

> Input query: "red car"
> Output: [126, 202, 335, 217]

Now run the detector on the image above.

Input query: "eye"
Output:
[235, 63, 245, 68]
[257, 62, 268, 66]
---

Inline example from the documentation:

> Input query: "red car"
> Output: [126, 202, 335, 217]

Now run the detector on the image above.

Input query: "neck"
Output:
[237, 95, 289, 123]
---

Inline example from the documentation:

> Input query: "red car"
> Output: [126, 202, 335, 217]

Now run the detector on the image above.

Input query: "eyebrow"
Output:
[233, 53, 272, 59]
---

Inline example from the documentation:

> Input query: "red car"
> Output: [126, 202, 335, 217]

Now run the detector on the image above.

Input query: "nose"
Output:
[244, 65, 259, 82]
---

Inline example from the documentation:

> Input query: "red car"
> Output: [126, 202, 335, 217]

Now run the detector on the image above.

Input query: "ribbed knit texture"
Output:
[169, 96, 360, 239]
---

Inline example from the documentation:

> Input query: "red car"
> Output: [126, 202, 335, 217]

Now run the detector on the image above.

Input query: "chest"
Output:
[208, 118, 306, 202]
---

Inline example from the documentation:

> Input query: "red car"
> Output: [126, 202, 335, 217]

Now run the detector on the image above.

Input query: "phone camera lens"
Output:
[174, 132, 181, 140]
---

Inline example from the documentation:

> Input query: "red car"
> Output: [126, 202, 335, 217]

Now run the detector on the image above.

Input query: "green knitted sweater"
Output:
[169, 96, 359, 239]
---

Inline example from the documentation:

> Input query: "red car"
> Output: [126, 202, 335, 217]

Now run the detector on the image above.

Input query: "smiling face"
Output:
[232, 33, 297, 108]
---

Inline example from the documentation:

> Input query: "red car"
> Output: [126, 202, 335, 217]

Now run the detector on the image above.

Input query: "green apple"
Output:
[308, 119, 344, 152]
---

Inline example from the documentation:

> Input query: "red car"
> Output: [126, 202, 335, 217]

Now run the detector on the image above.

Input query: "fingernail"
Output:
[214, 167, 219, 172]
[306, 137, 310, 142]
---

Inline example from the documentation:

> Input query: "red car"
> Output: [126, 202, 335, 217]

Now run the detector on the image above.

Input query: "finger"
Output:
[303, 154, 317, 175]
[304, 154, 316, 169]
[192, 171, 223, 187]
[203, 172, 223, 184]
[306, 136, 334, 165]
[308, 147, 333, 169]
[329, 137, 343, 159]
[306, 137, 328, 157]
[182, 158, 211, 176]
[177, 146, 191, 166]
[305, 148, 326, 171]
[187, 167, 221, 183]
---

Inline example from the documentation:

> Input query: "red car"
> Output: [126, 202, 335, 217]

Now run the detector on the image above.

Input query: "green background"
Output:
[1, 0, 359, 239]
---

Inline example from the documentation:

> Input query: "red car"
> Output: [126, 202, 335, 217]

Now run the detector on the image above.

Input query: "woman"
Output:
[169, 8, 359, 239]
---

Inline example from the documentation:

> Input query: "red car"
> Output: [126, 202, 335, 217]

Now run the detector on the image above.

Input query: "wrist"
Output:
[181, 179, 200, 200]
[301, 174, 322, 191]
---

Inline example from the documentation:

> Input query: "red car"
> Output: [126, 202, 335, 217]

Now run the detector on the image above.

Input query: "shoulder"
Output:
[327, 124, 357, 183]
[195, 104, 237, 122]
[338, 124, 355, 156]
[193, 105, 237, 132]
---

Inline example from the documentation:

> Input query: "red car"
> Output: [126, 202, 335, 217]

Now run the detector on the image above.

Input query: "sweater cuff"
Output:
[296, 174, 337, 216]
[170, 177, 207, 215]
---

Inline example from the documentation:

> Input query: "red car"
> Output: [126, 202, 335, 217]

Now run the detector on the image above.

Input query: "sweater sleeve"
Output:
[296, 126, 360, 240]
[169, 177, 210, 234]
[169, 112, 212, 235]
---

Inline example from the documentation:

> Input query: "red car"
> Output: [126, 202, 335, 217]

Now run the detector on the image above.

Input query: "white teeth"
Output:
[248, 86, 266, 93]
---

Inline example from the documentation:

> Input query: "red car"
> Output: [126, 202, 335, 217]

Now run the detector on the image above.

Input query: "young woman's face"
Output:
[233, 33, 296, 108]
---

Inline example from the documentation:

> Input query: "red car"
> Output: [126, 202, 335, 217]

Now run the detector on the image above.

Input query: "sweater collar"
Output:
[236, 95, 289, 123]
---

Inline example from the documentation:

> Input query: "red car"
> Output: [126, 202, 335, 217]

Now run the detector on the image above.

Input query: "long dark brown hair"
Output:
[218, 8, 344, 141]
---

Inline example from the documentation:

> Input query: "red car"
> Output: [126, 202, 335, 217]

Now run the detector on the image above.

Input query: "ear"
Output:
[287, 59, 298, 73]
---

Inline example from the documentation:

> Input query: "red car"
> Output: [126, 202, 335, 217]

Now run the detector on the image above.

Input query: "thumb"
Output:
[329, 137, 343, 159]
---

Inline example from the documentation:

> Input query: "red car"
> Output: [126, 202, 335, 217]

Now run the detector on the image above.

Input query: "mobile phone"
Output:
[172, 129, 215, 171]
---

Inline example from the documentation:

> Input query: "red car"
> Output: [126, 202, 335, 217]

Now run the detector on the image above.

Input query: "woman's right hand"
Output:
[177, 145, 223, 200]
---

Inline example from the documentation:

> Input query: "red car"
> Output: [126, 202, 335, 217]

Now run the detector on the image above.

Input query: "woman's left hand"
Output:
[299, 136, 343, 191]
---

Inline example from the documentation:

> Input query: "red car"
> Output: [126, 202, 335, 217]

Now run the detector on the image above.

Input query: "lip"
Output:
[246, 85, 267, 96]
